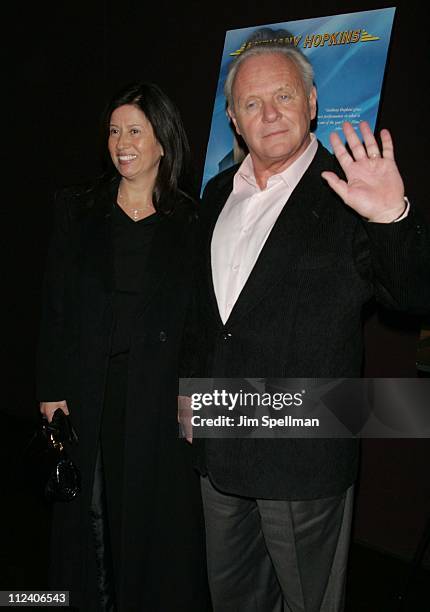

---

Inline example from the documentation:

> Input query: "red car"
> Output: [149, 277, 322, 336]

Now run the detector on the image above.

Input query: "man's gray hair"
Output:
[224, 31, 314, 111]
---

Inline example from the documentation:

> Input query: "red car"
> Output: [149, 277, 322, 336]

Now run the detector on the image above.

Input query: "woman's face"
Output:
[108, 104, 163, 183]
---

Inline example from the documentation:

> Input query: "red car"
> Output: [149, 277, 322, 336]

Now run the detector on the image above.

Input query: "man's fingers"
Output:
[330, 122, 386, 168]
[321, 171, 348, 201]
[342, 121, 367, 161]
[380, 128, 395, 161]
[329, 131, 353, 171]
[359, 121, 381, 159]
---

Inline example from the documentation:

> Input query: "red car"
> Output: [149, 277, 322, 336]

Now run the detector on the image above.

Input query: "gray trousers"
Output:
[201, 476, 354, 612]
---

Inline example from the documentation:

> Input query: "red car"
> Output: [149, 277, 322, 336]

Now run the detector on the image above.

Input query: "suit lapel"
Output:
[202, 171, 237, 328]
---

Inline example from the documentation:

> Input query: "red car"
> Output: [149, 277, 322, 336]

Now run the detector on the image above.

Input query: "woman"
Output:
[38, 82, 210, 611]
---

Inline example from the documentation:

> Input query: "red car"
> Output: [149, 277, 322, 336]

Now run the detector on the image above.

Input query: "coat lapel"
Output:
[80, 179, 116, 296]
[135, 213, 182, 314]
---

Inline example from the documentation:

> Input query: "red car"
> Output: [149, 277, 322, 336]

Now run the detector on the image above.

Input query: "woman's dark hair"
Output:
[101, 81, 193, 213]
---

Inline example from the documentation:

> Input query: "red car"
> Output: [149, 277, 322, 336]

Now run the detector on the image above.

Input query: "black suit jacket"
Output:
[193, 143, 430, 500]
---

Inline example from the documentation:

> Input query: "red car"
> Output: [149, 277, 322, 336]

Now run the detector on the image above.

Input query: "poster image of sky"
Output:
[202, 7, 396, 192]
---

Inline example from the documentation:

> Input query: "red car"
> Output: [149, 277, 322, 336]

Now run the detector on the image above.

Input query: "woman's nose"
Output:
[117, 131, 130, 148]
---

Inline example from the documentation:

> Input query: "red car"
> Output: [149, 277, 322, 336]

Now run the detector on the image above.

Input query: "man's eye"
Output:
[245, 100, 259, 111]
[278, 94, 291, 103]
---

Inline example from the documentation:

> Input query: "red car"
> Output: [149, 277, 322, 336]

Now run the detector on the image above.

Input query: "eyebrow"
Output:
[239, 84, 297, 98]
[109, 123, 143, 128]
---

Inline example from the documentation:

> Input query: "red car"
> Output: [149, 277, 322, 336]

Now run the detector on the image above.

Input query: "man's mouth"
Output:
[263, 130, 288, 139]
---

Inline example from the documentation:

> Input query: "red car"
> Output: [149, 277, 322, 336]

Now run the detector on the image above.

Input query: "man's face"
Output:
[228, 53, 317, 173]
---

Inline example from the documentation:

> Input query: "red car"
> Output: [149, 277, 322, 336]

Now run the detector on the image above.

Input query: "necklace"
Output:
[118, 187, 153, 221]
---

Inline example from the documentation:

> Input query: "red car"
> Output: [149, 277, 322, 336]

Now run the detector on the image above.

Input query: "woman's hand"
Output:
[40, 400, 69, 423]
[178, 396, 193, 444]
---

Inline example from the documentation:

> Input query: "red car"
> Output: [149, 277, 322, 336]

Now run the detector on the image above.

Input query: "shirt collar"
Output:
[233, 133, 318, 193]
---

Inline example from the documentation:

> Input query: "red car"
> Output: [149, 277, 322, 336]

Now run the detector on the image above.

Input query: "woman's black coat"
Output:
[37, 179, 210, 611]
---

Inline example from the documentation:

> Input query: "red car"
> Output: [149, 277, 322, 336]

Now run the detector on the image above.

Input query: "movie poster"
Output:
[202, 7, 395, 192]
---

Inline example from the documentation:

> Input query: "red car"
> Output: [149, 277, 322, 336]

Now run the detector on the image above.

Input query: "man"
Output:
[192, 40, 430, 612]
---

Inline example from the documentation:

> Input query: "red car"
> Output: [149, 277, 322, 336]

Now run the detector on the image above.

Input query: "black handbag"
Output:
[29, 408, 81, 502]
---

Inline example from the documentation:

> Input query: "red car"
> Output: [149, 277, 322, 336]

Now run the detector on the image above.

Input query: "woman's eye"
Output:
[131, 128, 140, 135]
[109, 128, 119, 135]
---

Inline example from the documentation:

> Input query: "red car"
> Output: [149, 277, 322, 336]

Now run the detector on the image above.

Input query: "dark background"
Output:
[2, 0, 429, 606]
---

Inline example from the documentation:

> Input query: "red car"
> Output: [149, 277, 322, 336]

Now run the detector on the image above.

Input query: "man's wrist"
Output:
[367, 197, 409, 224]
[392, 197, 410, 222]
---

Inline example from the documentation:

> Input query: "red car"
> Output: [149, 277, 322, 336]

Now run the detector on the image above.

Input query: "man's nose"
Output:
[261, 101, 281, 122]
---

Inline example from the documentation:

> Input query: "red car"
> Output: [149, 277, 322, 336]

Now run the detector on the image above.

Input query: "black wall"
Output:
[6, 0, 429, 562]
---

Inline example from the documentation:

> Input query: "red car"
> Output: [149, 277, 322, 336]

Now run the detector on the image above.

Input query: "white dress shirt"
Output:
[211, 135, 318, 324]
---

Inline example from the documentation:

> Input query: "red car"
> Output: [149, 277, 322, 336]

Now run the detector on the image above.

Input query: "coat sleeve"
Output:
[360, 204, 430, 313]
[37, 189, 75, 401]
[178, 212, 203, 379]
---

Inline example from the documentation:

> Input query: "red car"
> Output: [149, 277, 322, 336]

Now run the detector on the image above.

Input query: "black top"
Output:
[110, 202, 160, 355]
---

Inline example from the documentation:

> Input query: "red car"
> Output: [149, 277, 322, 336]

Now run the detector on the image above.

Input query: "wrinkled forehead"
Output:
[232, 53, 304, 100]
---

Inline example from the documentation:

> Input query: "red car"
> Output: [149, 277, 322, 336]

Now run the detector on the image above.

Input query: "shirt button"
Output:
[232, 264, 239, 271]
[222, 332, 232, 341]
[159, 331, 167, 342]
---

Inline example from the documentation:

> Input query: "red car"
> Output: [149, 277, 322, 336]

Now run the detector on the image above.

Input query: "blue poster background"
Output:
[202, 8, 395, 192]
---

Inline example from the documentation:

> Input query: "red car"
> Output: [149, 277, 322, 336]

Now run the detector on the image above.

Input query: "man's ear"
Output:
[309, 86, 317, 121]
[227, 107, 241, 136]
